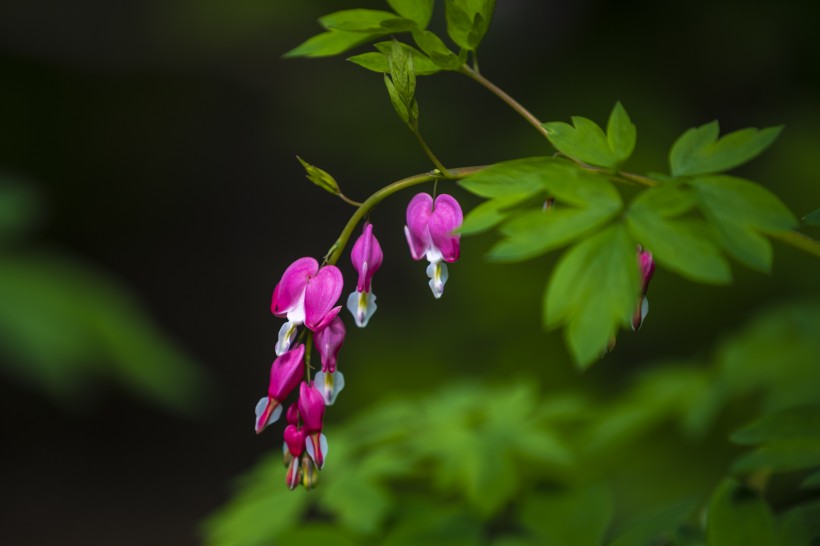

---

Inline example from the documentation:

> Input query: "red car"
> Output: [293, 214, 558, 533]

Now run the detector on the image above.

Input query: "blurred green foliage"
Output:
[206, 300, 820, 546]
[0, 175, 206, 412]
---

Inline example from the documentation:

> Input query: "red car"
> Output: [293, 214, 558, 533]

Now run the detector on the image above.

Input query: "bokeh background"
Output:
[1, 0, 819, 544]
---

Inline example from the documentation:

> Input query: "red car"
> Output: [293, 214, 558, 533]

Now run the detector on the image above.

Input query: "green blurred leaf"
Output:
[627, 185, 732, 284]
[382, 502, 484, 546]
[284, 29, 386, 58]
[0, 253, 205, 412]
[606, 102, 637, 165]
[0, 178, 40, 240]
[777, 501, 820, 546]
[348, 42, 441, 75]
[731, 405, 820, 445]
[202, 457, 310, 546]
[388, 0, 435, 28]
[519, 484, 613, 546]
[319, 9, 416, 32]
[296, 156, 340, 195]
[607, 500, 699, 546]
[717, 300, 820, 413]
[412, 30, 464, 70]
[418, 383, 574, 516]
[706, 479, 776, 546]
[730, 406, 820, 473]
[801, 470, 820, 489]
[544, 224, 640, 367]
[689, 175, 796, 272]
[803, 207, 820, 226]
[277, 525, 361, 546]
[669, 122, 782, 177]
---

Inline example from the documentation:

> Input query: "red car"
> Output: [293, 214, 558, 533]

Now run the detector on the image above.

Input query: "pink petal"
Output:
[284, 424, 306, 457]
[268, 344, 305, 400]
[404, 193, 434, 261]
[350, 223, 383, 292]
[428, 194, 463, 262]
[298, 381, 325, 433]
[271, 257, 318, 317]
[304, 265, 344, 331]
[285, 403, 300, 425]
[314, 315, 346, 373]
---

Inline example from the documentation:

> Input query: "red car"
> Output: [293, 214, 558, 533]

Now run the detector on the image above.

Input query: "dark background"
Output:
[1, 1, 819, 544]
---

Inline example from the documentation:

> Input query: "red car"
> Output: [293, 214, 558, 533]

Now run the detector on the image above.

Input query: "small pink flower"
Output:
[314, 316, 346, 405]
[346, 222, 383, 327]
[283, 424, 306, 490]
[254, 344, 305, 434]
[298, 381, 328, 469]
[404, 193, 463, 298]
[271, 257, 344, 355]
[632, 247, 656, 331]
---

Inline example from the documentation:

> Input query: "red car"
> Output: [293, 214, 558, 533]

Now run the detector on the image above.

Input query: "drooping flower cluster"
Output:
[255, 191, 463, 490]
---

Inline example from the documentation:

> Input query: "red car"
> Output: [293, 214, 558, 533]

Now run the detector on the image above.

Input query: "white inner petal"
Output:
[641, 297, 649, 321]
[275, 321, 298, 356]
[426, 261, 448, 299]
[285, 289, 306, 325]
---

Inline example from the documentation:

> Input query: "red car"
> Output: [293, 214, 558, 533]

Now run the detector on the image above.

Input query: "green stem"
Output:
[338, 192, 363, 207]
[459, 65, 550, 140]
[325, 165, 488, 265]
[768, 229, 820, 258]
[413, 129, 453, 178]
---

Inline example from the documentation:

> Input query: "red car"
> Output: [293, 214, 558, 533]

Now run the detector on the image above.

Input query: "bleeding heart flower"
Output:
[404, 193, 463, 298]
[298, 381, 328, 469]
[271, 257, 344, 355]
[632, 247, 656, 331]
[253, 344, 305, 434]
[314, 316, 346, 406]
[346, 222, 383, 327]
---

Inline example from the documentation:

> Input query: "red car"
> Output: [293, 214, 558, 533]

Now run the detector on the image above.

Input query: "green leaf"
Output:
[412, 30, 464, 70]
[626, 186, 732, 284]
[608, 500, 699, 546]
[519, 484, 613, 546]
[386, 40, 416, 106]
[296, 156, 340, 195]
[388, 0, 435, 28]
[284, 29, 386, 58]
[706, 479, 776, 546]
[444, 0, 474, 50]
[689, 175, 796, 272]
[319, 9, 416, 33]
[803, 207, 820, 226]
[606, 102, 637, 165]
[384, 75, 410, 124]
[458, 157, 553, 198]
[544, 106, 638, 169]
[458, 158, 622, 260]
[459, 193, 536, 235]
[544, 224, 640, 367]
[669, 121, 783, 177]
[544, 117, 616, 168]
[348, 42, 441, 75]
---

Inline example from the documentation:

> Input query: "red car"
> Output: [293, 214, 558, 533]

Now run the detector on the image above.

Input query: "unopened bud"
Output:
[297, 156, 340, 195]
